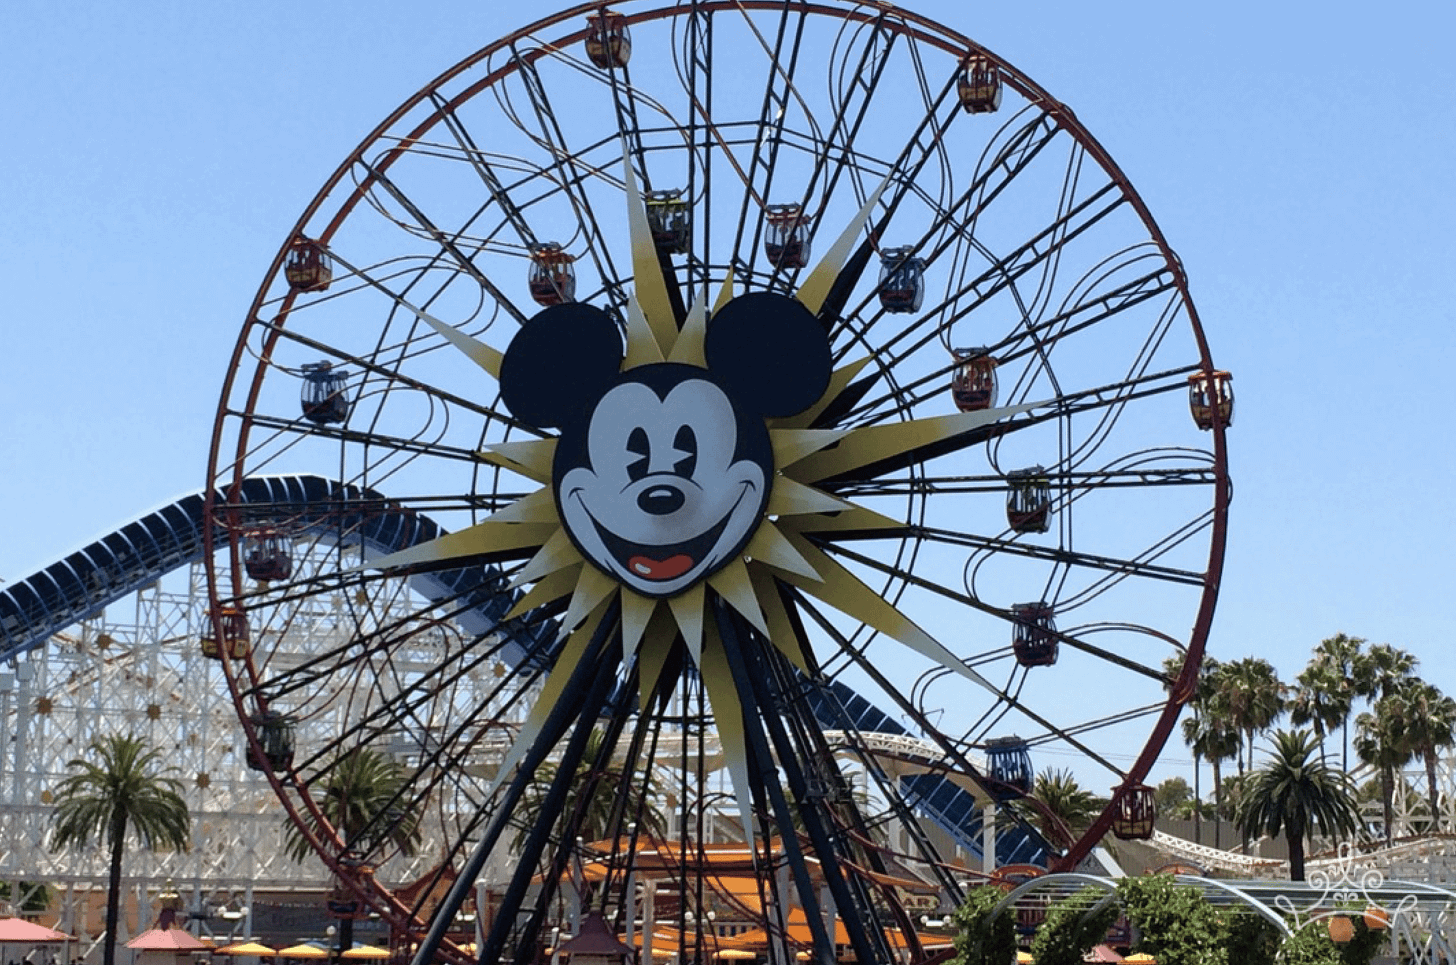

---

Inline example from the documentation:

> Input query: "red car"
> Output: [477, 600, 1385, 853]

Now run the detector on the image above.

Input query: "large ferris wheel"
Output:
[203, 2, 1232, 964]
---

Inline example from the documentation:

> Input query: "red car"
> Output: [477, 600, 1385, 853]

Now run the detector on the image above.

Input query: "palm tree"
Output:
[1218, 657, 1285, 774]
[1390, 679, 1456, 831]
[1354, 643, 1417, 703]
[50, 733, 190, 965]
[1354, 701, 1415, 844]
[283, 746, 421, 958]
[1311, 633, 1366, 770]
[1181, 709, 1241, 848]
[283, 746, 421, 862]
[1235, 729, 1359, 881]
[513, 728, 667, 850]
[1025, 768, 1104, 848]
[1288, 658, 1352, 763]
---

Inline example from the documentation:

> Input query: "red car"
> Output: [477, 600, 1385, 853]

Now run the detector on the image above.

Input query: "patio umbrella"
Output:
[1084, 945, 1124, 963]
[0, 919, 71, 943]
[1016, 952, 1034, 964]
[128, 929, 209, 951]
[276, 946, 330, 959]
[1121, 956, 1155, 965]
[215, 942, 279, 956]
[340, 945, 390, 959]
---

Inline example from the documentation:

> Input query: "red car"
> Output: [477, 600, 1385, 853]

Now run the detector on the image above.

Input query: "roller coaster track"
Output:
[0, 475, 1051, 870]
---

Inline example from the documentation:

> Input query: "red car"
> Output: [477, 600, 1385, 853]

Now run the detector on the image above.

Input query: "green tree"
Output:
[1354, 701, 1414, 844]
[1353, 643, 1416, 703]
[283, 745, 422, 862]
[1025, 768, 1104, 848]
[1218, 657, 1285, 774]
[1310, 634, 1366, 771]
[1235, 730, 1360, 880]
[1028, 888, 1120, 965]
[1390, 678, 1456, 831]
[1289, 658, 1352, 763]
[1116, 874, 1230, 965]
[50, 733, 190, 965]
[513, 728, 666, 849]
[1182, 707, 1241, 846]
[283, 746, 421, 958]
[948, 885, 1017, 965]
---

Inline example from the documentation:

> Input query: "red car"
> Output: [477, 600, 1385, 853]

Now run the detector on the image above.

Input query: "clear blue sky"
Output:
[2, 1, 1453, 789]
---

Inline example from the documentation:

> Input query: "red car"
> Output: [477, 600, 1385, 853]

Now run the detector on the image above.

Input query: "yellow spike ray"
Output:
[766, 476, 856, 518]
[776, 503, 906, 536]
[486, 486, 559, 525]
[773, 356, 872, 430]
[485, 598, 610, 801]
[771, 428, 852, 469]
[744, 521, 822, 582]
[510, 528, 582, 588]
[700, 624, 756, 842]
[562, 565, 619, 632]
[636, 602, 680, 713]
[621, 148, 677, 353]
[416, 311, 504, 380]
[667, 292, 708, 366]
[364, 520, 557, 572]
[478, 438, 557, 484]
[707, 558, 769, 637]
[796, 175, 891, 315]
[778, 530, 1002, 695]
[713, 271, 735, 313]
[748, 564, 810, 671]
[667, 583, 707, 666]
[623, 297, 666, 369]
[505, 562, 583, 620]
[789, 401, 1042, 484]
[620, 589, 658, 664]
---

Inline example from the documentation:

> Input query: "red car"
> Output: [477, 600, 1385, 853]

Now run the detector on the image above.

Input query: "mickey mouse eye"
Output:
[626, 427, 650, 483]
[672, 425, 698, 478]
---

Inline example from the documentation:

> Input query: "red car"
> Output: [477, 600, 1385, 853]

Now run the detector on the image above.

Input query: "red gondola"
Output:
[950, 348, 997, 411]
[1005, 467, 1052, 534]
[200, 606, 249, 660]
[528, 243, 576, 306]
[284, 237, 333, 293]
[958, 55, 1002, 114]
[585, 9, 631, 69]
[1011, 601, 1057, 667]
[243, 529, 293, 583]
[1111, 784, 1157, 840]
[764, 204, 811, 269]
[1187, 370, 1234, 430]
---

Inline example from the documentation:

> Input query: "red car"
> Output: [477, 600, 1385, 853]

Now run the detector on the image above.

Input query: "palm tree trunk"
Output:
[1381, 765, 1395, 845]
[103, 809, 127, 965]
[1211, 758, 1223, 851]
[1288, 817, 1307, 882]
[1193, 752, 1202, 845]
[1426, 748, 1441, 832]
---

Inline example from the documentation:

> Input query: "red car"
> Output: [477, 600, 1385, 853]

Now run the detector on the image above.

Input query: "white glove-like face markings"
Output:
[560, 373, 767, 597]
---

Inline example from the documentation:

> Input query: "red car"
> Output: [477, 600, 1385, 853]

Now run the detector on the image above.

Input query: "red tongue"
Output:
[629, 554, 694, 581]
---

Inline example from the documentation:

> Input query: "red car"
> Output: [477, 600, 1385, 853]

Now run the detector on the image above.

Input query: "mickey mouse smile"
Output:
[576, 481, 756, 585]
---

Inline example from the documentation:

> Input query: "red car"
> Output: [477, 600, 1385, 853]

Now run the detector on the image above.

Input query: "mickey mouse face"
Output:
[499, 293, 831, 600]
[557, 365, 770, 596]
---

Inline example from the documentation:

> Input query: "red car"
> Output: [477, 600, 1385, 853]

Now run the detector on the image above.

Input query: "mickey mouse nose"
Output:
[638, 484, 685, 516]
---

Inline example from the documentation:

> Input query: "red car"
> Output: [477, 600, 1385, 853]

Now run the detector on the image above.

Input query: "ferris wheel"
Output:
[204, 3, 1231, 963]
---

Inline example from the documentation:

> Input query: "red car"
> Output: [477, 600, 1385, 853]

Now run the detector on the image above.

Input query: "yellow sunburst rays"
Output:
[361, 155, 1048, 835]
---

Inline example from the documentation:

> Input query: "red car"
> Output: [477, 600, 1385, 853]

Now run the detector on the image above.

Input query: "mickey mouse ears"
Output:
[499, 303, 624, 429]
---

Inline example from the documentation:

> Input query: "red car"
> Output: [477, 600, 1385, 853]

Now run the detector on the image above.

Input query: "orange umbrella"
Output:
[276, 946, 330, 959]
[340, 946, 390, 960]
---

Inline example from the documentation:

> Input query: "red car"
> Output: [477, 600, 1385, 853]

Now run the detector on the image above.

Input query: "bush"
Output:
[949, 885, 1018, 965]
[1029, 888, 1120, 965]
